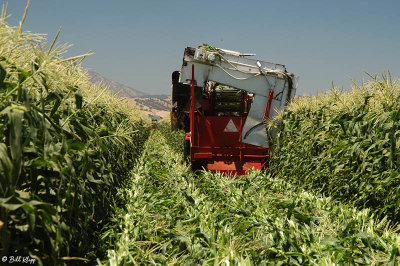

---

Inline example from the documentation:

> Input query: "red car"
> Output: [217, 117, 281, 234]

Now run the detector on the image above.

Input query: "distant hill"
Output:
[127, 96, 171, 120]
[87, 70, 147, 98]
[88, 70, 171, 119]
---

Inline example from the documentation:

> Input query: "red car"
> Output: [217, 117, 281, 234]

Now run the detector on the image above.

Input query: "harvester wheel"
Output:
[184, 141, 190, 163]
[261, 160, 270, 171]
[191, 161, 208, 173]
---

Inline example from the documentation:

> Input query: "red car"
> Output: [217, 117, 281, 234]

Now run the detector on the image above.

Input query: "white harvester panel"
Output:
[180, 47, 297, 148]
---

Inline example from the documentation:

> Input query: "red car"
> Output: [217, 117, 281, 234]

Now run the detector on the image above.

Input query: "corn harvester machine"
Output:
[171, 46, 297, 175]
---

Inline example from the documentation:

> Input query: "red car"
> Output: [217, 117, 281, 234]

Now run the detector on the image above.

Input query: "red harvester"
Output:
[171, 46, 297, 175]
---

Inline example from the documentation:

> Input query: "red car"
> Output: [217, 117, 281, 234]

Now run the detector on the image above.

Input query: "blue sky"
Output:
[4, 0, 400, 95]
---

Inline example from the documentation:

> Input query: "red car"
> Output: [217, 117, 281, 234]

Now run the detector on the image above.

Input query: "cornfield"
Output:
[1, 3, 400, 265]
[271, 73, 400, 222]
[0, 8, 149, 265]
[101, 121, 400, 265]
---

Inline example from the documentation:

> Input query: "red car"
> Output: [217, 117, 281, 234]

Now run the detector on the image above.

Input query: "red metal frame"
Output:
[190, 64, 195, 146]
[264, 90, 274, 120]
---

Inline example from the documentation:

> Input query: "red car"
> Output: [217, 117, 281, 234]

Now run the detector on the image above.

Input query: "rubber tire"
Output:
[261, 159, 270, 172]
[191, 161, 208, 173]
[184, 141, 190, 163]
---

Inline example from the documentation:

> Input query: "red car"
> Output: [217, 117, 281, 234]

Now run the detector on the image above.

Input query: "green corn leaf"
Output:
[75, 89, 83, 109]
[18, 70, 32, 83]
[0, 63, 6, 87]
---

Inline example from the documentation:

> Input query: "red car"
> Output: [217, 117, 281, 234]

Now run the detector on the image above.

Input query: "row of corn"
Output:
[0, 14, 150, 265]
[271, 73, 400, 223]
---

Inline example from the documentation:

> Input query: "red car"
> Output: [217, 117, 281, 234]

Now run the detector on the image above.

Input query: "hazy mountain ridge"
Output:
[87, 70, 147, 98]
[88, 70, 171, 118]
[127, 97, 171, 119]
